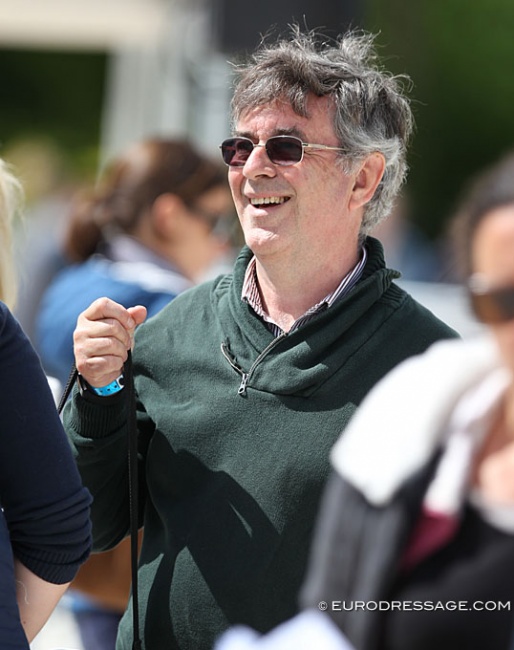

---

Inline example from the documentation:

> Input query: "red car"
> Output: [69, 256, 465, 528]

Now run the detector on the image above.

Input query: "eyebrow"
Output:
[234, 126, 307, 141]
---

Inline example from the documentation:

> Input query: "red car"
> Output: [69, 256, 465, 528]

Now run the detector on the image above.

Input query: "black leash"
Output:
[56, 363, 78, 415]
[58, 353, 142, 649]
[124, 350, 143, 649]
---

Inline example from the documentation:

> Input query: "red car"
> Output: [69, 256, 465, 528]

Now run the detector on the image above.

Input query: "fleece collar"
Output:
[210, 239, 398, 397]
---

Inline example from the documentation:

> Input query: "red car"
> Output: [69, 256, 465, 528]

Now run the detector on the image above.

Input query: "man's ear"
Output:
[151, 193, 184, 238]
[349, 153, 386, 211]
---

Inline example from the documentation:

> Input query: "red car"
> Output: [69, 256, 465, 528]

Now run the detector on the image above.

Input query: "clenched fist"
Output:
[73, 297, 147, 388]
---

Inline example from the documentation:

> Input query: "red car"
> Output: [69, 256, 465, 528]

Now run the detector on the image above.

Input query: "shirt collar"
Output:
[241, 246, 367, 335]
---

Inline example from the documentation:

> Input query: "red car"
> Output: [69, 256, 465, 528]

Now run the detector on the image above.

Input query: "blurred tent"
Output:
[0, 0, 362, 164]
[3, 0, 483, 343]
[0, 0, 168, 49]
[0, 0, 231, 163]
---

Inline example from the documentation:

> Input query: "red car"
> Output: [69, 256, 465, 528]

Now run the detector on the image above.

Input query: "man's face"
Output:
[228, 94, 362, 270]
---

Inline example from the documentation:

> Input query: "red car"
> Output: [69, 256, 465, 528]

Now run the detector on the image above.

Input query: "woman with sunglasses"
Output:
[0, 157, 92, 648]
[299, 150, 514, 649]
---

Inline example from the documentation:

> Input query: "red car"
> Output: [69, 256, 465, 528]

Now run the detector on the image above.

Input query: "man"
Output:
[64, 27, 457, 650]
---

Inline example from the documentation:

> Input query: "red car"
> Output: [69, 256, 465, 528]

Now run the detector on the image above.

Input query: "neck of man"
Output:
[254, 246, 361, 333]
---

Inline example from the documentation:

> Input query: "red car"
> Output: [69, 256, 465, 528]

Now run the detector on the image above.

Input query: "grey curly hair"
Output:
[230, 26, 414, 236]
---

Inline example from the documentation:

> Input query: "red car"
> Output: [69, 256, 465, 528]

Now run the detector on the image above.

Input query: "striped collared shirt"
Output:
[241, 246, 368, 336]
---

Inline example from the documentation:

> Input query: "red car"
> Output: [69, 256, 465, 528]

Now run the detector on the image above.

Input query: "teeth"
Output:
[250, 197, 286, 206]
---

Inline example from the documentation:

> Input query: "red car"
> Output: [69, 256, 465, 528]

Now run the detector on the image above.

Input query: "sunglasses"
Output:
[219, 135, 346, 167]
[468, 274, 514, 324]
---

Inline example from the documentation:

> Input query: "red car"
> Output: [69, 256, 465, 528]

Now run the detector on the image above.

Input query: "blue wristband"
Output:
[91, 375, 125, 396]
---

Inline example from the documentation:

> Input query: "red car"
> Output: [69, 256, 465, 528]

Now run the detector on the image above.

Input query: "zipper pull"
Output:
[238, 373, 249, 396]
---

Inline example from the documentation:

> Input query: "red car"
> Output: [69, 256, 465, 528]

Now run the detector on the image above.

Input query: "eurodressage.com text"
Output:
[317, 600, 511, 612]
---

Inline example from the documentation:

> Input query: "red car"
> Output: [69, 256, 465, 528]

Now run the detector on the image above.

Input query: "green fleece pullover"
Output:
[65, 238, 458, 650]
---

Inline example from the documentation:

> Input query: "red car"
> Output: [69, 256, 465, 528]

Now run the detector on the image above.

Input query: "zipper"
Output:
[237, 372, 249, 396]
[220, 334, 287, 396]
[220, 342, 247, 394]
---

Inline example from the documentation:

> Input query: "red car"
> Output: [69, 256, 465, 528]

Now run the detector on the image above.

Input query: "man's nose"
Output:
[242, 143, 276, 178]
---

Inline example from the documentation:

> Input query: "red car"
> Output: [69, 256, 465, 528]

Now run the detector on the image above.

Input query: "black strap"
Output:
[58, 355, 142, 649]
[57, 363, 78, 415]
[125, 350, 142, 650]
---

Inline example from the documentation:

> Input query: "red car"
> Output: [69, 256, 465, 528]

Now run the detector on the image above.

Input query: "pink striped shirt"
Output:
[241, 247, 368, 336]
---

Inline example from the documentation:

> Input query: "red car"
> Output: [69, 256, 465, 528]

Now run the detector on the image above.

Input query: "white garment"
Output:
[331, 334, 514, 534]
[213, 610, 355, 650]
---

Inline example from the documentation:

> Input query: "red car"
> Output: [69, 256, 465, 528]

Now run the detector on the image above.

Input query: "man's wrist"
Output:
[77, 374, 125, 397]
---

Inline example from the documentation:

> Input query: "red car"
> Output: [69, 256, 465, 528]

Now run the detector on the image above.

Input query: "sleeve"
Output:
[300, 472, 358, 616]
[63, 384, 135, 551]
[0, 510, 30, 648]
[300, 465, 438, 650]
[0, 302, 92, 584]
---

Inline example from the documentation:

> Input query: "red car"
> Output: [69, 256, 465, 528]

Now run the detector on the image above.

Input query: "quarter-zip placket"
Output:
[220, 334, 287, 396]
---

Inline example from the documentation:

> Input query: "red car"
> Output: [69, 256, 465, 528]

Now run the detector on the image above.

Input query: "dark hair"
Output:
[230, 25, 413, 234]
[64, 138, 227, 262]
[450, 151, 514, 278]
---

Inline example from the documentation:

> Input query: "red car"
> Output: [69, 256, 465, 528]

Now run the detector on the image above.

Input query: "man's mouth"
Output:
[249, 196, 289, 206]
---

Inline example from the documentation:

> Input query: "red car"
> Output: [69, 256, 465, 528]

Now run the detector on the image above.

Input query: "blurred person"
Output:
[36, 137, 235, 387]
[14, 191, 77, 346]
[0, 157, 92, 648]
[12, 137, 82, 346]
[298, 149, 514, 649]
[63, 27, 458, 650]
[35, 137, 234, 650]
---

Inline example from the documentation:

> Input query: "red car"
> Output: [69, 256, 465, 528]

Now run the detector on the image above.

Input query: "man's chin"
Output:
[245, 233, 283, 257]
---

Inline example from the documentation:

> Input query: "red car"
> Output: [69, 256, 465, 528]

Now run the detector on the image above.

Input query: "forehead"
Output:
[472, 205, 514, 280]
[236, 95, 337, 141]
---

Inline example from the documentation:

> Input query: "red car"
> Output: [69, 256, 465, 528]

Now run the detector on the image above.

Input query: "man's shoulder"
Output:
[383, 281, 460, 339]
[168, 272, 233, 311]
[136, 273, 233, 336]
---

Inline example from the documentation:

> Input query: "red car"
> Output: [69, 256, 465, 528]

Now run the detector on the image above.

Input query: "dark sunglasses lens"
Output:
[266, 137, 303, 165]
[221, 138, 254, 166]
[470, 287, 514, 324]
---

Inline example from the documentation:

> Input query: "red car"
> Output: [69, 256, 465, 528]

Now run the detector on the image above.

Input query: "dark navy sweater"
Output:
[0, 302, 92, 648]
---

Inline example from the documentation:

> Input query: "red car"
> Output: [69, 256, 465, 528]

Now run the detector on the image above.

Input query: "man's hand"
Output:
[74, 297, 147, 388]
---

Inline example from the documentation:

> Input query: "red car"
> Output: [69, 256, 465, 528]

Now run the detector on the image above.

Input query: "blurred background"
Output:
[3, 0, 509, 333]
[4, 0, 514, 340]
[2, 2, 509, 647]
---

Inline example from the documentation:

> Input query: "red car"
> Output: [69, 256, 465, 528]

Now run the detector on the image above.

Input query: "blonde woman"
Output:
[0, 157, 92, 648]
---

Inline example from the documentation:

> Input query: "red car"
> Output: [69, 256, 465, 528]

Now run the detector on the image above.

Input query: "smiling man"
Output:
[63, 26, 458, 650]
[224, 94, 384, 333]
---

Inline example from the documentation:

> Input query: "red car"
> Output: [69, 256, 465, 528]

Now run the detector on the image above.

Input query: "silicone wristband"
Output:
[91, 375, 125, 396]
